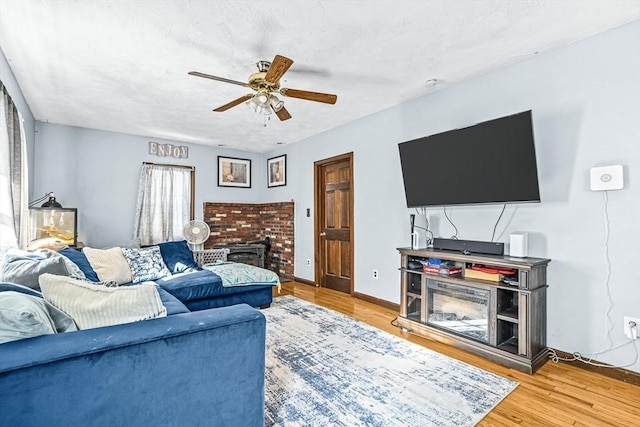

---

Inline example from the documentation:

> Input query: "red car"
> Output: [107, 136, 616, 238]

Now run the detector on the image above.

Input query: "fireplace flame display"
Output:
[427, 281, 490, 343]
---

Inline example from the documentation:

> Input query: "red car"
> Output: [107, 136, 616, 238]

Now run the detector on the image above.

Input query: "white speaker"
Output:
[590, 165, 623, 191]
[412, 214, 429, 249]
[509, 232, 528, 258]
[411, 232, 420, 249]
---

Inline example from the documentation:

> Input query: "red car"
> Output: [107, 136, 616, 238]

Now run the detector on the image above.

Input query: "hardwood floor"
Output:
[275, 282, 640, 426]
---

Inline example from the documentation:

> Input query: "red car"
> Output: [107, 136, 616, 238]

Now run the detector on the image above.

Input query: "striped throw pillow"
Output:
[39, 274, 166, 330]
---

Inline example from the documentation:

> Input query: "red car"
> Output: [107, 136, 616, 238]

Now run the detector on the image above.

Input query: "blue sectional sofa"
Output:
[0, 240, 278, 426]
[0, 301, 266, 426]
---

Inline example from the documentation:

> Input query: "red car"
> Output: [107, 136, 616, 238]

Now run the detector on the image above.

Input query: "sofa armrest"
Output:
[0, 304, 266, 427]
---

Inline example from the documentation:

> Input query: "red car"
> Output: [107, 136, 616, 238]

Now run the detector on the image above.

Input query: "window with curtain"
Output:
[0, 81, 29, 252]
[133, 163, 194, 246]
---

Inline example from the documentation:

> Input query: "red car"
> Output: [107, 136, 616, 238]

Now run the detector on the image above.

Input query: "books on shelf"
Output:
[464, 268, 503, 282]
[422, 259, 462, 276]
[465, 265, 517, 282]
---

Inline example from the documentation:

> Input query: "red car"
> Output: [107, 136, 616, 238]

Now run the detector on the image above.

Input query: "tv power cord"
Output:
[547, 322, 639, 369]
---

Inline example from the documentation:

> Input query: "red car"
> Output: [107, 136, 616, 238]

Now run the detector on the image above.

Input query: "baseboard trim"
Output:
[354, 292, 400, 312]
[293, 276, 317, 287]
[551, 348, 640, 386]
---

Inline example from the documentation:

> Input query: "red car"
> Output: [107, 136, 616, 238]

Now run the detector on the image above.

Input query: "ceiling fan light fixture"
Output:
[256, 105, 271, 115]
[257, 93, 269, 105]
[247, 92, 274, 115]
[247, 100, 270, 115]
[246, 98, 258, 112]
[269, 95, 284, 112]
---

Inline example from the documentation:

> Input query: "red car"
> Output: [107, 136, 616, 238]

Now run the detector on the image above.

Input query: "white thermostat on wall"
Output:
[590, 165, 624, 191]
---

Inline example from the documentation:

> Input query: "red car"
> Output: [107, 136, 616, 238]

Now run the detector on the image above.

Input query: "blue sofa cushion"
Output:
[184, 285, 273, 311]
[157, 240, 200, 273]
[155, 270, 223, 301]
[155, 286, 190, 315]
[156, 269, 274, 307]
[59, 248, 100, 282]
[0, 282, 43, 297]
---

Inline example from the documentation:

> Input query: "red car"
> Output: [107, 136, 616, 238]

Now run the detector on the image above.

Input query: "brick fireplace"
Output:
[203, 202, 294, 279]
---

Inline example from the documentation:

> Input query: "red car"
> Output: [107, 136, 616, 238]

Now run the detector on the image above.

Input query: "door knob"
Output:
[319, 232, 326, 237]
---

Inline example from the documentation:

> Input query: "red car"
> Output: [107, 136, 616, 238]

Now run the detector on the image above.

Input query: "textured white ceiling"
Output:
[0, 1, 638, 153]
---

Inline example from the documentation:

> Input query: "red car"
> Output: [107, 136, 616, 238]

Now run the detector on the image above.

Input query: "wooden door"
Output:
[315, 153, 353, 294]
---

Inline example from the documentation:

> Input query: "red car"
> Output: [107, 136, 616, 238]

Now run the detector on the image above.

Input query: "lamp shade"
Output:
[41, 196, 62, 208]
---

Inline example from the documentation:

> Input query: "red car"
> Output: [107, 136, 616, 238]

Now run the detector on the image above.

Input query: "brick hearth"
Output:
[203, 202, 294, 279]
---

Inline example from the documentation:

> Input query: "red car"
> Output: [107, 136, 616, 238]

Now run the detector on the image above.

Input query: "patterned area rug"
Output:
[263, 295, 517, 427]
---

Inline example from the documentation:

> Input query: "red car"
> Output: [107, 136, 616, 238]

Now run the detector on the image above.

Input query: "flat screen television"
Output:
[398, 110, 540, 207]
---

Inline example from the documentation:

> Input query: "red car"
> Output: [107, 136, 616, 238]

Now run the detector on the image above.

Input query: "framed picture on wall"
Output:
[267, 155, 286, 188]
[218, 156, 251, 188]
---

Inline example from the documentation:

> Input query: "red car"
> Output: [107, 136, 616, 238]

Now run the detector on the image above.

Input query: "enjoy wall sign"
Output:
[148, 141, 189, 159]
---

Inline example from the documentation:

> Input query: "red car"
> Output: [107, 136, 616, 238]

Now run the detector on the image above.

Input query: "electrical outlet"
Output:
[373, 270, 378, 279]
[306, 259, 311, 267]
[624, 316, 640, 340]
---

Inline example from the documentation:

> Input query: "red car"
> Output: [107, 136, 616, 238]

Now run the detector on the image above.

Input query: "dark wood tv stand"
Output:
[397, 247, 550, 374]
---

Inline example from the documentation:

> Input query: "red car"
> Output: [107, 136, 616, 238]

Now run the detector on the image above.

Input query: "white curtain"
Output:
[0, 82, 29, 252]
[133, 163, 192, 245]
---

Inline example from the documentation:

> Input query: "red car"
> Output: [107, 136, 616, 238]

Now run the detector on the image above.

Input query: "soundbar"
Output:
[432, 238, 504, 256]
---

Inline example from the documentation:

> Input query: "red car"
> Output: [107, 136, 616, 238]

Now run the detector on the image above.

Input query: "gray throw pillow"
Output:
[1, 250, 70, 290]
[33, 248, 86, 280]
[0, 291, 77, 344]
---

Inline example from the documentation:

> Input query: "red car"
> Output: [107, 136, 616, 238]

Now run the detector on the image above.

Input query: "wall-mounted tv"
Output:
[398, 110, 540, 207]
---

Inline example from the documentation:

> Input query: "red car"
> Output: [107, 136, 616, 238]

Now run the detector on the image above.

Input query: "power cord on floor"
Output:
[390, 317, 398, 327]
[547, 338, 639, 369]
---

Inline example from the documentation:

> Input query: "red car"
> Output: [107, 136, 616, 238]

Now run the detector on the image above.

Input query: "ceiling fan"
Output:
[188, 55, 337, 121]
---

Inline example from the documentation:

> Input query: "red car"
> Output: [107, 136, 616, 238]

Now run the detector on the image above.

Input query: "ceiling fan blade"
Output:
[213, 94, 254, 112]
[273, 105, 292, 121]
[188, 71, 250, 88]
[263, 55, 293, 85]
[280, 88, 337, 105]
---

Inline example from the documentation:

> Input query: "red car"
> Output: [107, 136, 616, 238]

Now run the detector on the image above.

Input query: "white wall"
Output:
[33, 123, 265, 248]
[0, 48, 35, 192]
[263, 21, 640, 372]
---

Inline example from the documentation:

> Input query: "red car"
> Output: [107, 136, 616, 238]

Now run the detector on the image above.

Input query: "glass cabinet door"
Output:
[426, 280, 492, 344]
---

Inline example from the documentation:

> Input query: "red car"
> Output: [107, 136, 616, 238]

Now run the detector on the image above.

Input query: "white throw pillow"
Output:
[83, 247, 132, 284]
[39, 274, 167, 330]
